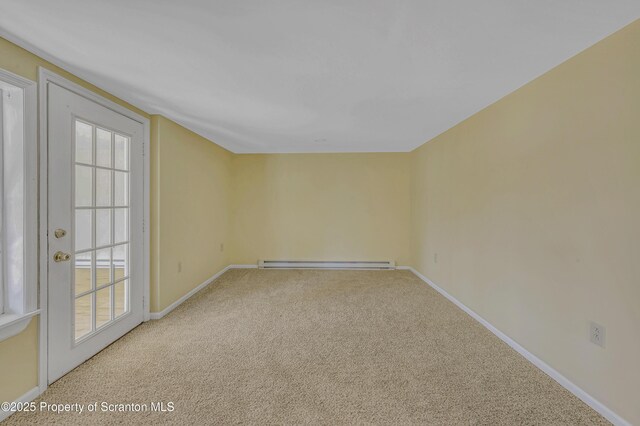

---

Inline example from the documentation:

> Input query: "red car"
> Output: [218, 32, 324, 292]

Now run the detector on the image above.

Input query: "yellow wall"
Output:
[231, 153, 411, 265]
[0, 319, 38, 402]
[409, 20, 640, 424]
[151, 116, 233, 312]
[2, 18, 638, 424]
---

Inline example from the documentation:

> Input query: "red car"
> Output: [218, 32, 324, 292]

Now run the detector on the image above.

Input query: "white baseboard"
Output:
[149, 265, 231, 320]
[149, 264, 258, 320]
[403, 266, 629, 426]
[0, 386, 41, 422]
[228, 264, 258, 269]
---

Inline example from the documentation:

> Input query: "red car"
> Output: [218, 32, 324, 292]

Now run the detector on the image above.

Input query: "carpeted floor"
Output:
[5, 269, 607, 425]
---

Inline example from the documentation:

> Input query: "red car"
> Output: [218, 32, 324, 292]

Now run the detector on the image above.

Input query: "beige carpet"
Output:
[6, 269, 607, 425]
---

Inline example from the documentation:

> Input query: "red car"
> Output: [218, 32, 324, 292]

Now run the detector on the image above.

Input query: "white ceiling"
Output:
[1, 1, 639, 153]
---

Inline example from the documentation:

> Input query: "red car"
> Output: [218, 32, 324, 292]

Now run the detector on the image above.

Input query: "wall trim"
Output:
[149, 264, 257, 319]
[0, 386, 41, 422]
[402, 266, 630, 426]
[150, 265, 226, 320]
[228, 264, 259, 269]
[149, 267, 229, 319]
[0, 311, 40, 342]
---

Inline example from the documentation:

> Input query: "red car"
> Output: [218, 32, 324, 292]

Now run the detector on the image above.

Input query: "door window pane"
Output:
[114, 171, 128, 206]
[96, 209, 111, 247]
[114, 280, 127, 318]
[96, 128, 112, 168]
[114, 134, 129, 170]
[75, 294, 93, 339]
[75, 121, 93, 164]
[96, 286, 112, 329]
[114, 208, 128, 244]
[75, 165, 93, 207]
[96, 248, 111, 286]
[113, 244, 128, 281]
[75, 252, 92, 296]
[75, 209, 92, 251]
[96, 169, 112, 207]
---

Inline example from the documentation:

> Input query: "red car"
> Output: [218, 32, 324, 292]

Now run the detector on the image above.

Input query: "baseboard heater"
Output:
[258, 260, 396, 270]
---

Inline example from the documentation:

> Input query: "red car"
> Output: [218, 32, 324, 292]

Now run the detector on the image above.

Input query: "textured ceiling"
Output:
[1, 1, 639, 153]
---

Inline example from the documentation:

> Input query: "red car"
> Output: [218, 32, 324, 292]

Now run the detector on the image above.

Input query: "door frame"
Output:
[37, 68, 150, 393]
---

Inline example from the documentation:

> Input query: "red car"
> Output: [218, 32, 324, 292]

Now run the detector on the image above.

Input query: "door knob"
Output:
[54, 228, 67, 238]
[53, 251, 71, 262]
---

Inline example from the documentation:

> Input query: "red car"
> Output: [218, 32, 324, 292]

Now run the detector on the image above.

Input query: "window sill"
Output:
[0, 311, 40, 342]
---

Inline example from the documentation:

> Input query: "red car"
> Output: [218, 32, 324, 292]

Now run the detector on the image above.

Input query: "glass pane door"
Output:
[73, 119, 130, 341]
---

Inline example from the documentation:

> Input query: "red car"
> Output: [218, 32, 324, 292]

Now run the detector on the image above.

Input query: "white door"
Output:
[47, 83, 144, 383]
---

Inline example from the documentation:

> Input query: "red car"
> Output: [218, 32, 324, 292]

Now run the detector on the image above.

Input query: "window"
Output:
[0, 68, 37, 341]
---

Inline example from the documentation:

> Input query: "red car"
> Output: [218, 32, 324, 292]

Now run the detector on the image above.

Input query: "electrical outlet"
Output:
[220, 243, 224, 252]
[590, 322, 605, 347]
[178, 261, 182, 273]
[434, 253, 438, 264]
